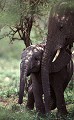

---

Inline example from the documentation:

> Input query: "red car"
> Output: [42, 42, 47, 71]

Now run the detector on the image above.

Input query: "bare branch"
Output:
[9, 27, 17, 33]
[18, 30, 23, 40]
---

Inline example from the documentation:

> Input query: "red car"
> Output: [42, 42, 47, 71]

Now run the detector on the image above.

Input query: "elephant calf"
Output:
[18, 43, 73, 116]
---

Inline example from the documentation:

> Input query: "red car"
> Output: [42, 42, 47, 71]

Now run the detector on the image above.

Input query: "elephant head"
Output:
[41, 0, 74, 114]
[18, 44, 45, 104]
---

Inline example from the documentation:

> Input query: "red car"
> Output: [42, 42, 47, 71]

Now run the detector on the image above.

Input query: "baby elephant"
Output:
[18, 43, 73, 116]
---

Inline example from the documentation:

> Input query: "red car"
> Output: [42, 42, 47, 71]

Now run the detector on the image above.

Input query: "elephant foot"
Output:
[56, 114, 68, 120]
[56, 110, 68, 120]
[51, 103, 56, 110]
[36, 104, 45, 115]
[36, 109, 45, 115]
[37, 112, 46, 120]
[26, 102, 34, 110]
[58, 108, 68, 115]
[44, 113, 53, 120]
[51, 98, 56, 110]
[18, 99, 23, 104]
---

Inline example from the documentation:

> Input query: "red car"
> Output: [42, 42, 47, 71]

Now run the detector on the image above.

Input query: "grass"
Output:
[0, 105, 36, 120]
[0, 58, 20, 97]
[0, 103, 74, 120]
[0, 57, 74, 120]
[0, 37, 74, 119]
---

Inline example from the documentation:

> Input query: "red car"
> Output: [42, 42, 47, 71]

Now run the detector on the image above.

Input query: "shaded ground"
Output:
[0, 96, 74, 120]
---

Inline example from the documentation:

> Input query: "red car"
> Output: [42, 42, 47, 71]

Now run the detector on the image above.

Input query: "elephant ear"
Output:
[51, 49, 71, 73]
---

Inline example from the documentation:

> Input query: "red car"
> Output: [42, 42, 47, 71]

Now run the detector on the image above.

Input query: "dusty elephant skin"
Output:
[18, 43, 45, 104]
[18, 43, 73, 116]
[41, 0, 74, 115]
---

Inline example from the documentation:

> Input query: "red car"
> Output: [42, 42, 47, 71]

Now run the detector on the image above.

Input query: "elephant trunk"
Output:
[41, 44, 60, 113]
[41, 49, 52, 113]
[18, 60, 29, 104]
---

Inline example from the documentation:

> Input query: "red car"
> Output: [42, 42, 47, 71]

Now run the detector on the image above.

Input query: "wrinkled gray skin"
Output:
[18, 44, 45, 104]
[18, 43, 73, 115]
[41, 1, 74, 114]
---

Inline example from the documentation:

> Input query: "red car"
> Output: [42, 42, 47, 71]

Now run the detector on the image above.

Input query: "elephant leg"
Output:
[55, 88, 67, 115]
[26, 81, 56, 111]
[26, 84, 34, 110]
[32, 74, 45, 115]
[51, 68, 68, 115]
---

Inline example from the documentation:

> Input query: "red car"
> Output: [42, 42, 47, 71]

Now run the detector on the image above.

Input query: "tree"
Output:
[0, 0, 59, 47]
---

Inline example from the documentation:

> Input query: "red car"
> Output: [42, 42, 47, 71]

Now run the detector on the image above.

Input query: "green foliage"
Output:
[0, 0, 59, 36]
[0, 0, 20, 26]
[0, 104, 74, 120]
[0, 106, 36, 120]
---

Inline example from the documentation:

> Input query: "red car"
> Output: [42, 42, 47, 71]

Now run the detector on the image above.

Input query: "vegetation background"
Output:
[0, 0, 74, 119]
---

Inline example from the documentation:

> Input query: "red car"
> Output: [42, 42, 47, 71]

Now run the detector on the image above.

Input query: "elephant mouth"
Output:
[27, 66, 40, 76]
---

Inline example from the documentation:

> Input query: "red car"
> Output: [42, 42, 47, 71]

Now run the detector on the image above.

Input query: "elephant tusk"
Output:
[72, 51, 74, 54]
[52, 49, 60, 62]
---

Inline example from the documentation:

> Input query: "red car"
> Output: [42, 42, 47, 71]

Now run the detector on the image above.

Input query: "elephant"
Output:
[18, 43, 73, 115]
[18, 43, 45, 105]
[41, 0, 74, 115]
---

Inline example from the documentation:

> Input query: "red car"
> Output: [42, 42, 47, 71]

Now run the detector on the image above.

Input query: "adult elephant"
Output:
[41, 0, 74, 115]
[18, 43, 73, 115]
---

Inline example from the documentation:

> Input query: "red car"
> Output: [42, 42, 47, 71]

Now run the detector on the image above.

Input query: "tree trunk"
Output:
[22, 16, 33, 47]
